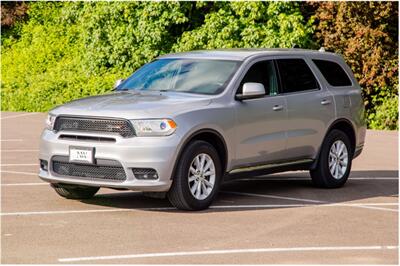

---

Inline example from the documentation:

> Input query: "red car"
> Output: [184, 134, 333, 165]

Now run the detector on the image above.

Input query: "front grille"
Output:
[54, 116, 135, 137]
[52, 157, 126, 182]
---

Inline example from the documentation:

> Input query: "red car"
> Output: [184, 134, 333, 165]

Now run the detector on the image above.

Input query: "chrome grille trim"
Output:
[59, 134, 116, 143]
[54, 116, 135, 137]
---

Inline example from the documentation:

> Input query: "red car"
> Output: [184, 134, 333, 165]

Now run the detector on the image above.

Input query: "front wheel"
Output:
[310, 129, 353, 188]
[168, 140, 222, 211]
[51, 183, 99, 199]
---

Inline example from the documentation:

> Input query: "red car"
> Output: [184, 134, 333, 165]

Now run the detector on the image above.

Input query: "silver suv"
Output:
[39, 49, 366, 210]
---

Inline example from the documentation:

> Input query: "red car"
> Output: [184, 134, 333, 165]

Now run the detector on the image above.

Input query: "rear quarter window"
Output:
[276, 59, 319, 93]
[313, 59, 352, 87]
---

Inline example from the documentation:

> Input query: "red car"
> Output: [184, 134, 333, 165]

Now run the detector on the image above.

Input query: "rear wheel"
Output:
[310, 129, 352, 188]
[168, 140, 222, 211]
[51, 183, 99, 199]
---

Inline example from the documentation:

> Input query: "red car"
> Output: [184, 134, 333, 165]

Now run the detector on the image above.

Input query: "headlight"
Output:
[130, 119, 177, 137]
[45, 114, 56, 130]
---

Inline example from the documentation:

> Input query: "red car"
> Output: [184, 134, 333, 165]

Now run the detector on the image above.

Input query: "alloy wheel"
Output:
[188, 153, 216, 200]
[328, 140, 349, 179]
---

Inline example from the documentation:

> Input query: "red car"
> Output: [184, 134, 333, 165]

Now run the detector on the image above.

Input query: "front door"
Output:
[233, 60, 288, 168]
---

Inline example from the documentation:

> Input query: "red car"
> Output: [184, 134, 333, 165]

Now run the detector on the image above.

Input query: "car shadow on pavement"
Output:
[80, 170, 398, 213]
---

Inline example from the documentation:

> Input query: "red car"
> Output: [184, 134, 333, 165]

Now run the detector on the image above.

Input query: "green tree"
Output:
[1, 1, 313, 112]
[174, 1, 314, 51]
[311, 1, 398, 129]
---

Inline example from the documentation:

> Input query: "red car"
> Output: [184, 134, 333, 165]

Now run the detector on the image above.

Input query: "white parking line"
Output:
[2, 202, 398, 217]
[0, 164, 38, 167]
[343, 203, 398, 206]
[223, 191, 398, 213]
[1, 112, 39, 120]
[58, 245, 399, 262]
[1, 207, 174, 216]
[237, 177, 398, 181]
[222, 191, 324, 203]
[2, 183, 47, 186]
[1, 149, 39, 152]
[343, 204, 398, 212]
[0, 139, 23, 142]
[0, 170, 37, 175]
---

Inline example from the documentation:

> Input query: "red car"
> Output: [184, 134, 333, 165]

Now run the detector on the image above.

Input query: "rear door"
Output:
[275, 57, 335, 161]
[233, 59, 288, 168]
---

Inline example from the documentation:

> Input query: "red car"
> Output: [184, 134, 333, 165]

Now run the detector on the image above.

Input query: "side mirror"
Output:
[235, 82, 266, 101]
[113, 79, 125, 90]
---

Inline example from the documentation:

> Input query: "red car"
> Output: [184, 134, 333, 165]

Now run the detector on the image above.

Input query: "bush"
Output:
[1, 2, 128, 111]
[311, 1, 398, 129]
[368, 95, 399, 130]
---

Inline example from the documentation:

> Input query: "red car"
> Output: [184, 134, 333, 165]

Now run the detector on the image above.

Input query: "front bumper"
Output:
[38, 129, 181, 192]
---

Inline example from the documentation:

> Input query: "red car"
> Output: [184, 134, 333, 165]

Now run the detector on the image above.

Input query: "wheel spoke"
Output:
[335, 163, 340, 179]
[203, 179, 213, 188]
[200, 154, 206, 170]
[337, 143, 345, 156]
[203, 170, 215, 176]
[329, 156, 335, 167]
[188, 175, 197, 182]
[331, 143, 337, 154]
[189, 166, 197, 175]
[330, 161, 336, 173]
[340, 165, 346, 176]
[195, 156, 201, 169]
[338, 164, 343, 176]
[195, 181, 201, 198]
[201, 182, 208, 196]
[203, 159, 212, 172]
[190, 180, 198, 194]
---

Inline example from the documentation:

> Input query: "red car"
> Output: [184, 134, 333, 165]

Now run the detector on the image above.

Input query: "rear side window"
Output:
[276, 59, 319, 93]
[313, 59, 352, 87]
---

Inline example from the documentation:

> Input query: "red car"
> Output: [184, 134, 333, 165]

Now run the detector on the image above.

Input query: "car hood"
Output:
[50, 91, 212, 119]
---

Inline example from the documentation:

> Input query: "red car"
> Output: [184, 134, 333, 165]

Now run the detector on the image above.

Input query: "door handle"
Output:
[273, 105, 284, 111]
[321, 99, 332, 105]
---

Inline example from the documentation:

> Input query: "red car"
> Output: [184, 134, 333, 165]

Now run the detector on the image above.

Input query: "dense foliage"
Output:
[1, 1, 398, 129]
[311, 1, 398, 130]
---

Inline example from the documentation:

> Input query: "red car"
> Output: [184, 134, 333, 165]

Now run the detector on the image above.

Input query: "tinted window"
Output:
[313, 59, 352, 87]
[118, 59, 240, 95]
[238, 60, 279, 96]
[276, 59, 319, 93]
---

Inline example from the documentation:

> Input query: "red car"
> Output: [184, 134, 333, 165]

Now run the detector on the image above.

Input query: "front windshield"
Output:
[117, 59, 240, 95]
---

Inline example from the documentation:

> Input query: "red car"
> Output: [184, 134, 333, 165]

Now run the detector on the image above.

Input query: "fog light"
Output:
[40, 160, 48, 171]
[132, 168, 158, 180]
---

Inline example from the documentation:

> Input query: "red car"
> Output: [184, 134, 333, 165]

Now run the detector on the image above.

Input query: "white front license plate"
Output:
[69, 147, 94, 164]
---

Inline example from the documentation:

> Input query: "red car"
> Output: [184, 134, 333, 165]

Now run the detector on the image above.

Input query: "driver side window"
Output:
[238, 60, 279, 96]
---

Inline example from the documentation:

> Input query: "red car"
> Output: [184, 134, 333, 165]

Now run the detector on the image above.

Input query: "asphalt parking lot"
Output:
[1, 111, 398, 264]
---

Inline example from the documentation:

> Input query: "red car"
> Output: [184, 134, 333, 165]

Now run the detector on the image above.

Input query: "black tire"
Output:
[167, 140, 222, 211]
[310, 129, 353, 188]
[51, 183, 99, 199]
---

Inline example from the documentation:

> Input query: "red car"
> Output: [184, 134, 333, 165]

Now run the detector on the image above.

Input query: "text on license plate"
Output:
[69, 147, 94, 164]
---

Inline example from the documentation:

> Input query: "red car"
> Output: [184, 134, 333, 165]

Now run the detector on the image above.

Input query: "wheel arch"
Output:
[170, 129, 228, 180]
[311, 118, 357, 170]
